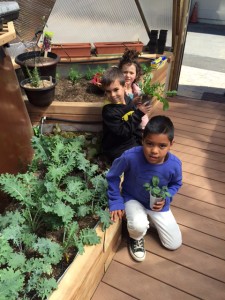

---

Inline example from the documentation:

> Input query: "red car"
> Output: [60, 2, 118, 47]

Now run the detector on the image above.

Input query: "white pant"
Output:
[125, 200, 182, 250]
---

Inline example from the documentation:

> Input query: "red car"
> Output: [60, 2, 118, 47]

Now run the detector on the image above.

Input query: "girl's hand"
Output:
[110, 210, 125, 222]
[137, 101, 152, 114]
[133, 95, 142, 106]
[152, 199, 165, 211]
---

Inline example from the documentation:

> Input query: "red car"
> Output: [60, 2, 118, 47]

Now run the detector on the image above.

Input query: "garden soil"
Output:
[54, 78, 105, 102]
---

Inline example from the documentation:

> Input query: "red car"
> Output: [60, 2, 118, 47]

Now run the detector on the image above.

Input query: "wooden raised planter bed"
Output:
[94, 41, 144, 55]
[51, 43, 92, 59]
[25, 55, 172, 126]
[0, 21, 16, 46]
[49, 219, 122, 300]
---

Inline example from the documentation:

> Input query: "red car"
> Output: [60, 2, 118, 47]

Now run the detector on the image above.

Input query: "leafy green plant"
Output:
[68, 67, 82, 85]
[141, 64, 153, 74]
[84, 67, 96, 80]
[55, 71, 61, 81]
[139, 66, 177, 111]
[143, 176, 171, 199]
[0, 133, 111, 299]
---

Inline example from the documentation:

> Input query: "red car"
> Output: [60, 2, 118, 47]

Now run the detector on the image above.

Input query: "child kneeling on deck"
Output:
[106, 115, 182, 262]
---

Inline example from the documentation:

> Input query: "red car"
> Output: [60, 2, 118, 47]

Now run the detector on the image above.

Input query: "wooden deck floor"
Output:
[92, 96, 225, 300]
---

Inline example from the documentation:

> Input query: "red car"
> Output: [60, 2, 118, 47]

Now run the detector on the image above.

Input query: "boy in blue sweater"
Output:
[106, 115, 182, 262]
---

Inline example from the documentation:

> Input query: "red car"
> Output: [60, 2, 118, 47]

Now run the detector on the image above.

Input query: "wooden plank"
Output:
[170, 97, 225, 113]
[26, 92, 160, 125]
[103, 261, 197, 300]
[179, 225, 225, 260]
[175, 135, 225, 155]
[178, 183, 225, 208]
[182, 161, 225, 182]
[162, 111, 225, 128]
[103, 220, 122, 271]
[75, 222, 122, 300]
[167, 104, 225, 120]
[75, 249, 105, 300]
[104, 219, 122, 252]
[183, 172, 225, 194]
[145, 233, 225, 282]
[114, 242, 225, 300]
[58, 52, 158, 63]
[92, 282, 136, 300]
[174, 121, 225, 137]
[0, 22, 16, 46]
[173, 194, 225, 222]
[176, 130, 225, 147]
[172, 144, 225, 163]
[25, 101, 103, 114]
[28, 113, 102, 123]
[172, 150, 225, 172]
[172, 207, 225, 239]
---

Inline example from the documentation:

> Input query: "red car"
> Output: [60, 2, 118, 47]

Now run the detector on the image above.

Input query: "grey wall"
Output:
[190, 0, 225, 25]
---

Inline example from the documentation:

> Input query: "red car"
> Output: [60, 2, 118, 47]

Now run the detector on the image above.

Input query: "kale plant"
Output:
[0, 134, 111, 300]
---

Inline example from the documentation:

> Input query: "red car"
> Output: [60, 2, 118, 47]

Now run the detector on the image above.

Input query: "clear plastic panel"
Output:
[47, 0, 172, 47]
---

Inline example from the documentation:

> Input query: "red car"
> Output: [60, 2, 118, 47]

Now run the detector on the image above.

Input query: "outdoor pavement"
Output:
[178, 23, 225, 103]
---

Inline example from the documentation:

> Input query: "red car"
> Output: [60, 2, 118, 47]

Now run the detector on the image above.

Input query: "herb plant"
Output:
[26, 66, 41, 88]
[139, 66, 177, 111]
[68, 67, 82, 85]
[143, 176, 171, 199]
[0, 134, 111, 300]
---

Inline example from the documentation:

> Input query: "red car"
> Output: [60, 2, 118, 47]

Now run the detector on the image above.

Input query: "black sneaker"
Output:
[129, 237, 146, 262]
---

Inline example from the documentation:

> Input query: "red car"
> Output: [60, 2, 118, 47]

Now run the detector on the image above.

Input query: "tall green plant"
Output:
[139, 66, 177, 111]
[0, 134, 111, 299]
[68, 67, 82, 85]
[26, 66, 41, 87]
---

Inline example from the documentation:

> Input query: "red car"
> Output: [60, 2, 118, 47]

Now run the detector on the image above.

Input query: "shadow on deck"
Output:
[92, 96, 225, 300]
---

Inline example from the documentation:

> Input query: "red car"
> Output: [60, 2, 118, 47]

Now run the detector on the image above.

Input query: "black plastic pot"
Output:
[15, 51, 60, 78]
[141, 94, 152, 105]
[20, 76, 56, 107]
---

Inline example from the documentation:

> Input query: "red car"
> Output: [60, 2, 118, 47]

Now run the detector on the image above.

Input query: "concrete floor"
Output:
[178, 23, 225, 102]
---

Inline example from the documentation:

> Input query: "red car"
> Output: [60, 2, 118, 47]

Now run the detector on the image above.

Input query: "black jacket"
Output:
[102, 99, 144, 161]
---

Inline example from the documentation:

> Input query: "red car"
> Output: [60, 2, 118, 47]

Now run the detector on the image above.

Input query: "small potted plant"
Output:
[143, 176, 171, 209]
[20, 66, 56, 107]
[139, 66, 177, 111]
[15, 19, 60, 78]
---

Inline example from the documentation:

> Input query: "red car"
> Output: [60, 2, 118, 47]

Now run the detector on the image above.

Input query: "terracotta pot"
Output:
[94, 41, 144, 55]
[20, 76, 56, 107]
[15, 51, 60, 78]
[51, 43, 91, 58]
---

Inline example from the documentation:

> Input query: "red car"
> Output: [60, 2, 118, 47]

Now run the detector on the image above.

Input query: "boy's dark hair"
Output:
[101, 66, 125, 88]
[118, 49, 143, 82]
[143, 115, 174, 142]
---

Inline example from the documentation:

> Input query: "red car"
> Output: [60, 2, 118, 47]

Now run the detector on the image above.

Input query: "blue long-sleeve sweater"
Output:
[106, 146, 182, 212]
